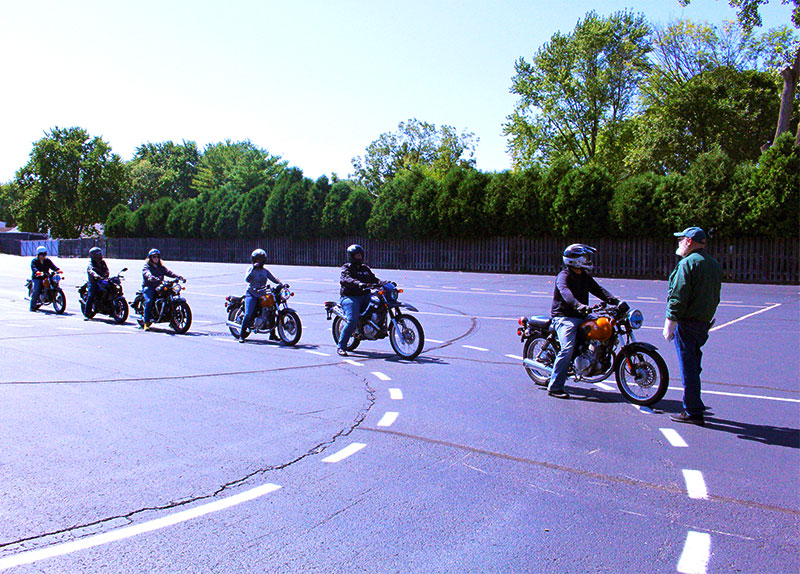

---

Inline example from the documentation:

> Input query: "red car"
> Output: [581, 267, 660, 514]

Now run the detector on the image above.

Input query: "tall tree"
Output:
[192, 140, 286, 197]
[127, 140, 200, 207]
[351, 118, 477, 195]
[13, 127, 127, 237]
[504, 11, 652, 167]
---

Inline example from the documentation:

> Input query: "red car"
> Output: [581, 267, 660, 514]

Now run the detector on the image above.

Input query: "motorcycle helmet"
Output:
[251, 248, 267, 264]
[148, 248, 161, 260]
[347, 244, 365, 264]
[89, 247, 103, 260]
[36, 246, 47, 256]
[563, 244, 596, 271]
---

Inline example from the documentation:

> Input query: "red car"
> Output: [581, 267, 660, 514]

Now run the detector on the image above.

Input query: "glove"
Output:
[607, 297, 620, 306]
[178, 276, 186, 282]
[576, 304, 591, 317]
[663, 318, 677, 342]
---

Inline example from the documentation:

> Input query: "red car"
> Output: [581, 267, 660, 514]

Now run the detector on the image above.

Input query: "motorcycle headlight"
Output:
[281, 287, 291, 301]
[172, 282, 182, 294]
[628, 309, 644, 329]
[388, 288, 398, 302]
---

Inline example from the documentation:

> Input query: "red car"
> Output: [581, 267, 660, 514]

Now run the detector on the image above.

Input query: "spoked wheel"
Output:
[169, 301, 192, 334]
[53, 290, 66, 314]
[523, 337, 553, 386]
[277, 310, 302, 346]
[389, 313, 424, 359]
[615, 345, 669, 406]
[228, 306, 248, 340]
[332, 316, 359, 351]
[112, 298, 129, 324]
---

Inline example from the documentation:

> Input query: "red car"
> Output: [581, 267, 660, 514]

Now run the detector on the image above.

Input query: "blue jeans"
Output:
[142, 286, 157, 324]
[85, 281, 106, 317]
[548, 316, 583, 392]
[338, 294, 369, 350]
[240, 293, 259, 336]
[674, 320, 710, 416]
[30, 278, 43, 310]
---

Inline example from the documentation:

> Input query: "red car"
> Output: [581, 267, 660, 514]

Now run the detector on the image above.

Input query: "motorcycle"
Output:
[225, 284, 302, 345]
[27, 270, 66, 314]
[517, 301, 669, 406]
[131, 278, 192, 334]
[78, 268, 129, 323]
[325, 282, 425, 359]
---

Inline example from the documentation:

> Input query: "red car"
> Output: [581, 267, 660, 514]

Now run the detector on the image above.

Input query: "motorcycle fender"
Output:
[614, 342, 659, 369]
[279, 307, 297, 316]
[398, 303, 419, 312]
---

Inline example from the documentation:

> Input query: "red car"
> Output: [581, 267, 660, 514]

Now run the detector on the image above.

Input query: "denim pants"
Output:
[30, 278, 43, 310]
[338, 295, 369, 349]
[240, 293, 259, 335]
[548, 316, 583, 392]
[142, 286, 157, 324]
[85, 281, 105, 316]
[674, 320, 710, 416]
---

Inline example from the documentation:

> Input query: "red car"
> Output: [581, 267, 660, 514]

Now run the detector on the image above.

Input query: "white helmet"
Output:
[563, 244, 596, 271]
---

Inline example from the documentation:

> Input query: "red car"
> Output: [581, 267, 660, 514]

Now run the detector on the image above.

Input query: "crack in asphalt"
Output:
[0, 369, 376, 555]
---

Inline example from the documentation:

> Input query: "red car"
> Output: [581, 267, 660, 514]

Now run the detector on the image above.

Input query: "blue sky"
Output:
[1, 0, 794, 183]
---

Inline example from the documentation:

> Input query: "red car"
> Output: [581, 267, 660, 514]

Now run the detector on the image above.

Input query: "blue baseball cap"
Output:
[673, 227, 706, 242]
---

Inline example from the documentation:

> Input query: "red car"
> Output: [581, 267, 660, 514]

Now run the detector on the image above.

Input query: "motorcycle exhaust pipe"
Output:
[226, 320, 242, 329]
[523, 358, 553, 373]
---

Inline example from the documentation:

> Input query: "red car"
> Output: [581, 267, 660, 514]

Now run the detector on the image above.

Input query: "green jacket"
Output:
[667, 249, 722, 323]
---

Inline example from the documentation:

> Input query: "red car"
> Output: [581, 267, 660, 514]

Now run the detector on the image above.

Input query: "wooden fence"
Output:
[31, 236, 800, 284]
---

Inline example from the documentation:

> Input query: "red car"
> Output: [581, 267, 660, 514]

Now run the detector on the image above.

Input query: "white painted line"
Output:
[720, 300, 743, 304]
[415, 284, 430, 288]
[667, 387, 800, 404]
[426, 338, 445, 343]
[593, 382, 614, 391]
[682, 469, 708, 500]
[633, 405, 655, 414]
[660, 428, 688, 448]
[710, 302, 782, 332]
[56, 327, 83, 331]
[500, 289, 516, 293]
[6, 324, 31, 328]
[442, 286, 456, 289]
[322, 442, 366, 463]
[343, 359, 364, 367]
[0, 483, 281, 570]
[505, 354, 523, 361]
[305, 350, 330, 357]
[377, 412, 399, 427]
[372, 371, 391, 381]
[677, 531, 711, 574]
[637, 296, 658, 300]
[389, 388, 403, 400]
[462, 345, 489, 352]
[469, 287, 487, 291]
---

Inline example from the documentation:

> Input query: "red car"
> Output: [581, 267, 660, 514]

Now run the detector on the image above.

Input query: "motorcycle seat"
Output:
[228, 295, 243, 305]
[527, 316, 551, 330]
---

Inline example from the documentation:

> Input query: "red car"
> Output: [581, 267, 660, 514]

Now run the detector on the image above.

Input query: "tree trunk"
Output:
[774, 47, 800, 146]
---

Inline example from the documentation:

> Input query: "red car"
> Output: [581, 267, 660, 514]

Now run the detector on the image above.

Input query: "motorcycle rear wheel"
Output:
[53, 290, 67, 314]
[170, 301, 192, 334]
[331, 316, 360, 351]
[615, 346, 669, 406]
[277, 310, 302, 346]
[112, 298, 129, 324]
[389, 314, 424, 359]
[523, 337, 552, 386]
[228, 306, 248, 339]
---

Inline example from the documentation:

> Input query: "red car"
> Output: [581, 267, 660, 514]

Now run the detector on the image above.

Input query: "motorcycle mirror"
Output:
[121, 267, 128, 272]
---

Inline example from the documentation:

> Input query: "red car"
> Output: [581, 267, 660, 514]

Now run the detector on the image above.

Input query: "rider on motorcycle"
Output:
[84, 247, 110, 320]
[30, 246, 61, 312]
[337, 244, 382, 356]
[239, 248, 282, 343]
[141, 249, 184, 331]
[547, 244, 619, 399]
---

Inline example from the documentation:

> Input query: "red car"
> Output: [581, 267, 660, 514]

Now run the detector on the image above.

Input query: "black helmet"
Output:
[251, 248, 267, 264]
[89, 247, 103, 260]
[347, 244, 365, 264]
[562, 244, 596, 271]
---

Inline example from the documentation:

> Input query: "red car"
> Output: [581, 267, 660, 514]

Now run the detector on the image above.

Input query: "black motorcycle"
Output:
[78, 268, 129, 323]
[225, 284, 302, 345]
[518, 301, 669, 406]
[325, 282, 424, 359]
[27, 270, 66, 314]
[131, 278, 192, 334]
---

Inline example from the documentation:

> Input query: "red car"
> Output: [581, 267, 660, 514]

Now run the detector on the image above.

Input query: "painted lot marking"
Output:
[710, 302, 781, 332]
[505, 354, 523, 361]
[305, 350, 330, 357]
[682, 469, 708, 500]
[6, 324, 31, 328]
[462, 345, 488, 352]
[677, 531, 711, 574]
[426, 338, 445, 344]
[660, 428, 688, 447]
[372, 372, 391, 381]
[500, 289, 516, 293]
[593, 382, 614, 391]
[0, 483, 281, 571]
[469, 288, 487, 291]
[666, 387, 800, 404]
[389, 388, 403, 400]
[322, 442, 366, 463]
[377, 412, 399, 427]
[343, 359, 364, 367]
[56, 327, 83, 331]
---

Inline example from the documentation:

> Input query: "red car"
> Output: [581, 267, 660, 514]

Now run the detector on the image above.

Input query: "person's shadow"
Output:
[703, 417, 800, 449]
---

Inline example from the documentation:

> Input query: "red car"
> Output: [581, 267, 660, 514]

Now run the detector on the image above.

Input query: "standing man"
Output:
[663, 227, 722, 426]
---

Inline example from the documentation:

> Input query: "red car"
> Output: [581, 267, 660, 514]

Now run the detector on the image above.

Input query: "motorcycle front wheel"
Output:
[228, 306, 248, 339]
[389, 313, 424, 359]
[522, 337, 552, 386]
[615, 345, 669, 406]
[53, 290, 67, 314]
[112, 298, 129, 324]
[170, 301, 192, 334]
[331, 316, 360, 351]
[277, 310, 302, 346]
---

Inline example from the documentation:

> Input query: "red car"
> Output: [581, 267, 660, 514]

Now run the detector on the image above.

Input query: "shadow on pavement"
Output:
[704, 417, 800, 449]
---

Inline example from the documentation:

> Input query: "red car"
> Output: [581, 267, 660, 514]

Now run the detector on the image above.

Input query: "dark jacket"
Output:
[87, 259, 110, 283]
[142, 261, 178, 289]
[31, 257, 59, 277]
[551, 267, 617, 318]
[667, 249, 722, 323]
[340, 263, 380, 297]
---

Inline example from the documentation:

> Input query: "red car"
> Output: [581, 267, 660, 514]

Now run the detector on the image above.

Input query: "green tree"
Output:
[262, 168, 304, 236]
[13, 127, 127, 237]
[146, 197, 178, 237]
[435, 167, 491, 237]
[366, 169, 422, 238]
[352, 119, 478, 194]
[504, 11, 652, 168]
[551, 163, 614, 237]
[320, 181, 352, 237]
[237, 182, 271, 237]
[127, 140, 200, 208]
[747, 132, 800, 236]
[0, 182, 21, 226]
[104, 204, 131, 237]
[408, 174, 442, 237]
[126, 202, 152, 238]
[192, 140, 286, 197]
[505, 168, 548, 237]
[166, 200, 190, 238]
[608, 172, 667, 236]
[341, 187, 374, 236]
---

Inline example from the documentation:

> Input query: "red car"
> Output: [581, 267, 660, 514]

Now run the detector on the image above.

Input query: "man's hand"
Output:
[663, 318, 677, 341]
[576, 304, 591, 316]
